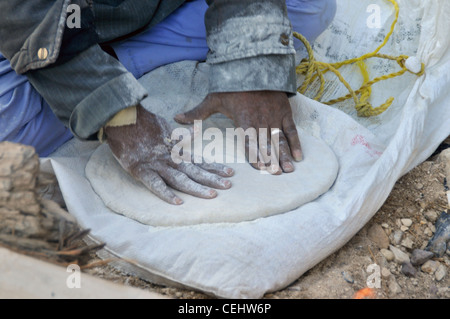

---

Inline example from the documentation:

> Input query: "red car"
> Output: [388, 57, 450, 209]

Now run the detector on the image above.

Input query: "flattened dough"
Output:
[85, 126, 339, 227]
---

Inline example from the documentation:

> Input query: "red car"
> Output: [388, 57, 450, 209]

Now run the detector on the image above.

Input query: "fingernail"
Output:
[224, 167, 234, 176]
[293, 150, 303, 161]
[174, 197, 184, 205]
[269, 164, 282, 175]
[282, 162, 294, 173]
[222, 180, 232, 189]
[209, 189, 218, 198]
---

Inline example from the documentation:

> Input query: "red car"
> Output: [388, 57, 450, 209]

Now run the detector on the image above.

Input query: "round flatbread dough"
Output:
[85, 127, 339, 227]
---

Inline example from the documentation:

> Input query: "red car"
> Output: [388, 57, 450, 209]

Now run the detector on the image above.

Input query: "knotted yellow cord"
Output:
[295, 0, 425, 117]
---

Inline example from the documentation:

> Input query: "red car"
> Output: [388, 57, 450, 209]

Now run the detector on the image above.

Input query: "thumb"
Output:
[174, 94, 221, 124]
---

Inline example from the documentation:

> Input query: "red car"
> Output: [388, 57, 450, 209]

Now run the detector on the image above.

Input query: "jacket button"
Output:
[280, 34, 290, 46]
[37, 48, 48, 60]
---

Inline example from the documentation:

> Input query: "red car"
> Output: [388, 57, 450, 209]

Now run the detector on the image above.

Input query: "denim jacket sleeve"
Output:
[205, 0, 297, 95]
[0, 0, 297, 141]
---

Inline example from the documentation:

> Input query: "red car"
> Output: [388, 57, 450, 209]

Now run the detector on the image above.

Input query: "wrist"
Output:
[97, 105, 138, 143]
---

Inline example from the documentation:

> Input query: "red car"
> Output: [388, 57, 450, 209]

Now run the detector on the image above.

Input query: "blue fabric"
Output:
[287, 0, 337, 48]
[111, 0, 209, 79]
[0, 53, 73, 156]
[112, 0, 336, 78]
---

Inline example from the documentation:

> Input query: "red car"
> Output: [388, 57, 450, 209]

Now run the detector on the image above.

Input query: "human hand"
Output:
[104, 104, 234, 205]
[174, 91, 302, 174]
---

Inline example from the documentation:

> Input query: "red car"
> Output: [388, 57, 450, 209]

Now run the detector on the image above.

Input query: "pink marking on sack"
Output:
[351, 135, 383, 157]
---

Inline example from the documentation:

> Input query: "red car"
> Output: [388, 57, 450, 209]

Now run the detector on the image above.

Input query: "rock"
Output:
[401, 236, 414, 249]
[400, 225, 409, 232]
[414, 183, 424, 190]
[0, 142, 39, 215]
[421, 260, 440, 274]
[388, 276, 402, 295]
[435, 264, 447, 281]
[411, 249, 434, 266]
[405, 56, 423, 74]
[401, 218, 413, 227]
[426, 211, 450, 257]
[424, 227, 433, 237]
[380, 248, 395, 262]
[391, 230, 404, 245]
[401, 262, 417, 277]
[438, 148, 450, 180]
[381, 267, 391, 278]
[341, 271, 354, 284]
[428, 223, 436, 233]
[424, 210, 439, 223]
[389, 245, 410, 264]
[367, 224, 390, 249]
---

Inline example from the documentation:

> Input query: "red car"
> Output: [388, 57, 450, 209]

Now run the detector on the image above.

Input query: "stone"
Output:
[381, 267, 391, 278]
[421, 260, 440, 274]
[391, 230, 404, 245]
[389, 245, 410, 264]
[388, 276, 402, 295]
[401, 219, 413, 227]
[380, 248, 395, 262]
[341, 271, 354, 284]
[401, 236, 414, 249]
[401, 262, 417, 277]
[405, 56, 422, 74]
[428, 223, 436, 233]
[367, 224, 390, 249]
[438, 148, 450, 180]
[424, 228, 433, 237]
[0, 178, 12, 192]
[424, 210, 438, 223]
[411, 249, 434, 266]
[426, 211, 450, 257]
[435, 264, 447, 281]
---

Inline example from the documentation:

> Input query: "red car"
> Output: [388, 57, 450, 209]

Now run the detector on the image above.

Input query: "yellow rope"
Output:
[295, 0, 425, 117]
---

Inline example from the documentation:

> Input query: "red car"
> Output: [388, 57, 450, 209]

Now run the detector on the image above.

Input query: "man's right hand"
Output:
[104, 104, 234, 205]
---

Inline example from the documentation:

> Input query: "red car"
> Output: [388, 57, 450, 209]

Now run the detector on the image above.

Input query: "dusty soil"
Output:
[84, 137, 450, 299]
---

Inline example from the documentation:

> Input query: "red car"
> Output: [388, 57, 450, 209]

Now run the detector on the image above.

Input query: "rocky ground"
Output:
[1, 137, 449, 299]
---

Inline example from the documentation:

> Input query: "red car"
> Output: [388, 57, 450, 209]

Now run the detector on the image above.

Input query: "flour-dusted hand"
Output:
[104, 104, 234, 205]
[174, 91, 303, 174]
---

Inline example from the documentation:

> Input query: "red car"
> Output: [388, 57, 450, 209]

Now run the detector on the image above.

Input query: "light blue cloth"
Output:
[112, 0, 336, 79]
[0, 54, 73, 156]
[0, 0, 335, 157]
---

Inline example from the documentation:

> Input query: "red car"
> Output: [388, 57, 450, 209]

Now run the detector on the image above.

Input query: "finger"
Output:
[194, 161, 235, 178]
[243, 127, 260, 170]
[282, 117, 303, 161]
[158, 167, 218, 199]
[174, 94, 221, 124]
[276, 130, 295, 173]
[131, 165, 183, 205]
[258, 128, 281, 175]
[178, 162, 232, 189]
[185, 152, 234, 177]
